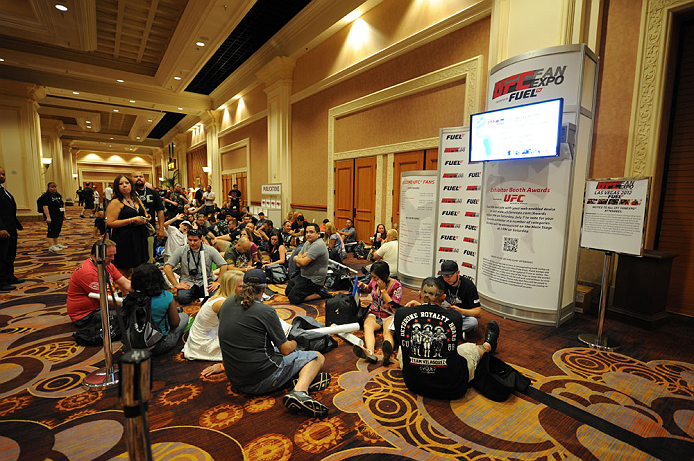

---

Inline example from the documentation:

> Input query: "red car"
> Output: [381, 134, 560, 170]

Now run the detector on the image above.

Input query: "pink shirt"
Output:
[368, 278, 403, 318]
[67, 258, 122, 321]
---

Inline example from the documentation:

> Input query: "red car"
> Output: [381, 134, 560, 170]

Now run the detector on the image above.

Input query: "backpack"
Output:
[325, 293, 369, 327]
[353, 241, 368, 259]
[287, 316, 338, 353]
[325, 260, 352, 290]
[122, 292, 164, 349]
[471, 353, 531, 402]
[73, 320, 121, 347]
[265, 264, 288, 284]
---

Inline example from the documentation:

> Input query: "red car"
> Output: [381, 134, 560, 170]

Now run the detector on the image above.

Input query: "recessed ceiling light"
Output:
[195, 41, 205, 47]
[129, 100, 135, 103]
[116, 79, 124, 83]
[72, 91, 79, 95]
[174, 76, 181, 80]
[87, 126, 91, 129]
[110, 137, 113, 139]
[147, 119, 152, 122]
[178, 107, 183, 110]
[136, 136, 141, 139]
[55, 4, 68, 12]
[0, 58, 4, 62]
[113, 109, 119, 112]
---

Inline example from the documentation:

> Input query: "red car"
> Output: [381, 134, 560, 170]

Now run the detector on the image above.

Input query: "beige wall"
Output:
[219, 118, 267, 203]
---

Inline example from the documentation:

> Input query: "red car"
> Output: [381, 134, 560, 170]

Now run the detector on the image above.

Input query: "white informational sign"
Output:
[487, 50, 582, 110]
[261, 183, 282, 195]
[435, 127, 482, 283]
[261, 183, 283, 224]
[478, 152, 572, 310]
[398, 171, 438, 288]
[580, 178, 650, 256]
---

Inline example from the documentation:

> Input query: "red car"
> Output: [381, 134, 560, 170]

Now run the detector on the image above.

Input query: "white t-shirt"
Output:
[103, 187, 113, 200]
[164, 226, 188, 261]
[93, 191, 100, 202]
[375, 240, 398, 274]
[203, 191, 215, 206]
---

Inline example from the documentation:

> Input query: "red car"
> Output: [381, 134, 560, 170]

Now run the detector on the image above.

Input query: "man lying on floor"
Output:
[390, 276, 499, 399]
[218, 269, 331, 417]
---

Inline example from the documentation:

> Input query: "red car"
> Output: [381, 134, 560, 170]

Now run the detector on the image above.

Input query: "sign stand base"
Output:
[578, 251, 619, 351]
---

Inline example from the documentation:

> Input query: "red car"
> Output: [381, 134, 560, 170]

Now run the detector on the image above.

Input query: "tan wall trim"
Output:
[327, 56, 483, 221]
[290, 203, 328, 211]
[218, 110, 268, 138]
[220, 138, 251, 203]
[624, 0, 694, 245]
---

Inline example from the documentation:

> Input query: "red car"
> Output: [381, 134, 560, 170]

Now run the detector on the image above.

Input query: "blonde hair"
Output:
[387, 229, 398, 240]
[213, 270, 244, 299]
[324, 222, 338, 241]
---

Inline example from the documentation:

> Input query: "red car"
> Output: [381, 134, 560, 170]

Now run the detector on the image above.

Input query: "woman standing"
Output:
[353, 261, 403, 366]
[38, 182, 65, 252]
[324, 221, 346, 263]
[106, 174, 149, 276]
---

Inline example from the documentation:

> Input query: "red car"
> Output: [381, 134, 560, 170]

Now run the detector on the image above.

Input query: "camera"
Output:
[189, 268, 198, 276]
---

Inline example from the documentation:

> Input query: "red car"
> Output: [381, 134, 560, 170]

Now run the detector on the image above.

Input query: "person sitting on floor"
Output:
[405, 260, 481, 337]
[163, 229, 229, 304]
[91, 209, 106, 238]
[218, 269, 331, 417]
[129, 263, 189, 356]
[281, 220, 294, 248]
[211, 217, 241, 254]
[162, 214, 190, 264]
[223, 235, 254, 272]
[323, 221, 346, 263]
[264, 230, 287, 268]
[184, 270, 244, 362]
[67, 240, 132, 330]
[391, 277, 499, 399]
[285, 223, 331, 304]
[338, 218, 357, 244]
[352, 261, 402, 365]
[290, 213, 308, 245]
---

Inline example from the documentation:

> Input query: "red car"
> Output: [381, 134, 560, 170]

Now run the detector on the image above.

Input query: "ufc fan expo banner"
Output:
[477, 48, 580, 311]
[435, 127, 482, 283]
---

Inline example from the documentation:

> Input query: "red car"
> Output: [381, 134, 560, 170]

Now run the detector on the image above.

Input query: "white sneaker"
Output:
[56, 244, 67, 249]
[48, 245, 60, 252]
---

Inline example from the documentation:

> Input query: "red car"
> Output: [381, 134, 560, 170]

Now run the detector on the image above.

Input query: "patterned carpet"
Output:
[1, 208, 693, 460]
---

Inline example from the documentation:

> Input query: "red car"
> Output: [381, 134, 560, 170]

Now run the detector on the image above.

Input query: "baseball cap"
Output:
[440, 260, 458, 276]
[244, 268, 267, 284]
[180, 220, 192, 227]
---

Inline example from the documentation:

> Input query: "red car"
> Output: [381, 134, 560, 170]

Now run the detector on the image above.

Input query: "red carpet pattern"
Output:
[1, 210, 693, 460]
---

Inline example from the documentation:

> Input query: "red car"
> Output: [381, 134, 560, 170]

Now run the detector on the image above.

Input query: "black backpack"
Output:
[325, 260, 353, 290]
[471, 353, 531, 402]
[353, 241, 368, 259]
[122, 292, 164, 349]
[265, 264, 288, 284]
[325, 293, 369, 327]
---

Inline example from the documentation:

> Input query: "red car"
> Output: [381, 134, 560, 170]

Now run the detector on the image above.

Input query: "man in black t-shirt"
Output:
[393, 277, 499, 400]
[80, 184, 94, 218]
[406, 260, 481, 337]
[228, 184, 242, 210]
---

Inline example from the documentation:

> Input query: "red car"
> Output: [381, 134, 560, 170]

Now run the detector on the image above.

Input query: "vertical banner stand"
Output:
[83, 242, 119, 390]
[578, 251, 618, 350]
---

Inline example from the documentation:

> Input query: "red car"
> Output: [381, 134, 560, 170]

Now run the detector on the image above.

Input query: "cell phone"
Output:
[376, 233, 381, 238]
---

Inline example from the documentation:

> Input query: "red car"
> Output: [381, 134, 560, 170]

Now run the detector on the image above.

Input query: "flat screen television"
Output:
[469, 98, 563, 162]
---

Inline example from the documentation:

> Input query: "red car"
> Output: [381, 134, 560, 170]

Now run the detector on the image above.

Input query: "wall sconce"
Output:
[159, 177, 165, 181]
[72, 173, 78, 178]
[41, 158, 52, 165]
[202, 166, 211, 173]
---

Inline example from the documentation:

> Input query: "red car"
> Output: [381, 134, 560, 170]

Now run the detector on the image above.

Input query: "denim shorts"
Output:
[236, 350, 319, 395]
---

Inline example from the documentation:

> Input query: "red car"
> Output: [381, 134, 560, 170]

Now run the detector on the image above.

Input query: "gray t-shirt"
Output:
[218, 297, 288, 387]
[166, 243, 227, 285]
[340, 226, 356, 243]
[300, 238, 329, 286]
[224, 245, 252, 268]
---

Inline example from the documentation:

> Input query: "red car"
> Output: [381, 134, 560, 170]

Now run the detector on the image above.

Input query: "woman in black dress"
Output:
[106, 174, 149, 276]
[38, 182, 65, 252]
[264, 230, 287, 267]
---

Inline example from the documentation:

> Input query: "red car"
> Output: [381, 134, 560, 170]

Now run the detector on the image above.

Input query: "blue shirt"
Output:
[150, 291, 174, 335]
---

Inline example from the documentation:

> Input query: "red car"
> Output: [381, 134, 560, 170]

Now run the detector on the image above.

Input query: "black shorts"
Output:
[84, 200, 94, 210]
[286, 275, 322, 304]
[47, 216, 63, 238]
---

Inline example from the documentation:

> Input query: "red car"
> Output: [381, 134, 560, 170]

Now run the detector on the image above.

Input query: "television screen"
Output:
[469, 98, 563, 162]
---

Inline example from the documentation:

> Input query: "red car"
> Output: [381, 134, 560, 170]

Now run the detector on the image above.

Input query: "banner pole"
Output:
[578, 251, 618, 350]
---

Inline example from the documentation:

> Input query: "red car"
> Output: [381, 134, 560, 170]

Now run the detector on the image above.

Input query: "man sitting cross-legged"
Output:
[218, 269, 331, 417]
[285, 223, 330, 304]
[391, 277, 499, 399]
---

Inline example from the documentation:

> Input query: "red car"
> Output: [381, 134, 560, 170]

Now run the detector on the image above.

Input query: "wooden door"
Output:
[236, 173, 248, 208]
[334, 159, 354, 229]
[392, 151, 425, 228]
[354, 157, 377, 242]
[222, 174, 233, 204]
[425, 148, 438, 171]
[656, 19, 694, 317]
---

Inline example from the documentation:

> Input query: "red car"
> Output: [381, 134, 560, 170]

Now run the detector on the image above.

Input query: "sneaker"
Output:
[291, 372, 331, 393]
[0, 284, 16, 292]
[382, 340, 393, 366]
[353, 345, 378, 363]
[282, 390, 328, 417]
[56, 244, 67, 249]
[48, 245, 60, 252]
[79, 214, 85, 218]
[484, 320, 500, 353]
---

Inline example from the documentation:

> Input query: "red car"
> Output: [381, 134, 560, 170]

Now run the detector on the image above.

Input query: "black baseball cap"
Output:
[244, 268, 266, 284]
[440, 260, 458, 276]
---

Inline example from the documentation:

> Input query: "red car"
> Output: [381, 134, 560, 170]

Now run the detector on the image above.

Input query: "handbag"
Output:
[325, 292, 369, 327]
[265, 264, 288, 284]
[471, 353, 530, 402]
[287, 316, 338, 353]
[145, 222, 157, 237]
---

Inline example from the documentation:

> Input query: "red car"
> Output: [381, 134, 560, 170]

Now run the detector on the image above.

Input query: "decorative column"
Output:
[61, 139, 75, 201]
[0, 80, 46, 219]
[257, 56, 295, 218]
[173, 133, 188, 189]
[40, 119, 66, 192]
[202, 110, 222, 199]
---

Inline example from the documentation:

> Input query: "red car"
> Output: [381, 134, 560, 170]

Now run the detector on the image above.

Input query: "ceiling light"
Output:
[129, 100, 136, 103]
[55, 4, 68, 12]
[109, 137, 113, 140]
[136, 136, 141, 139]
[147, 119, 152, 122]
[116, 79, 124, 83]
[72, 91, 79, 95]
[196, 41, 205, 47]
[85, 120, 91, 124]
[178, 107, 183, 110]
[174, 76, 182, 80]
[86, 126, 91, 129]
[113, 109, 119, 112]
[0, 58, 5, 62]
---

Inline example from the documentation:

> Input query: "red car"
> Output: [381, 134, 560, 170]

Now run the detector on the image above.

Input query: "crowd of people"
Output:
[1, 168, 499, 419]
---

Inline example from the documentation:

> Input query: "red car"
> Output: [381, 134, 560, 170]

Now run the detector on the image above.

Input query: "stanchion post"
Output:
[119, 350, 153, 461]
[579, 251, 619, 350]
[83, 242, 119, 389]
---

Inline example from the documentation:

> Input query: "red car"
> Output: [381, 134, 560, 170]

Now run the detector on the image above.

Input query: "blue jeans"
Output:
[235, 350, 318, 395]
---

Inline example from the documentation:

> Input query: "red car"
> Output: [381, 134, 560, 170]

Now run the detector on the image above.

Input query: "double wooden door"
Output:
[335, 157, 376, 242]
[391, 149, 438, 227]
